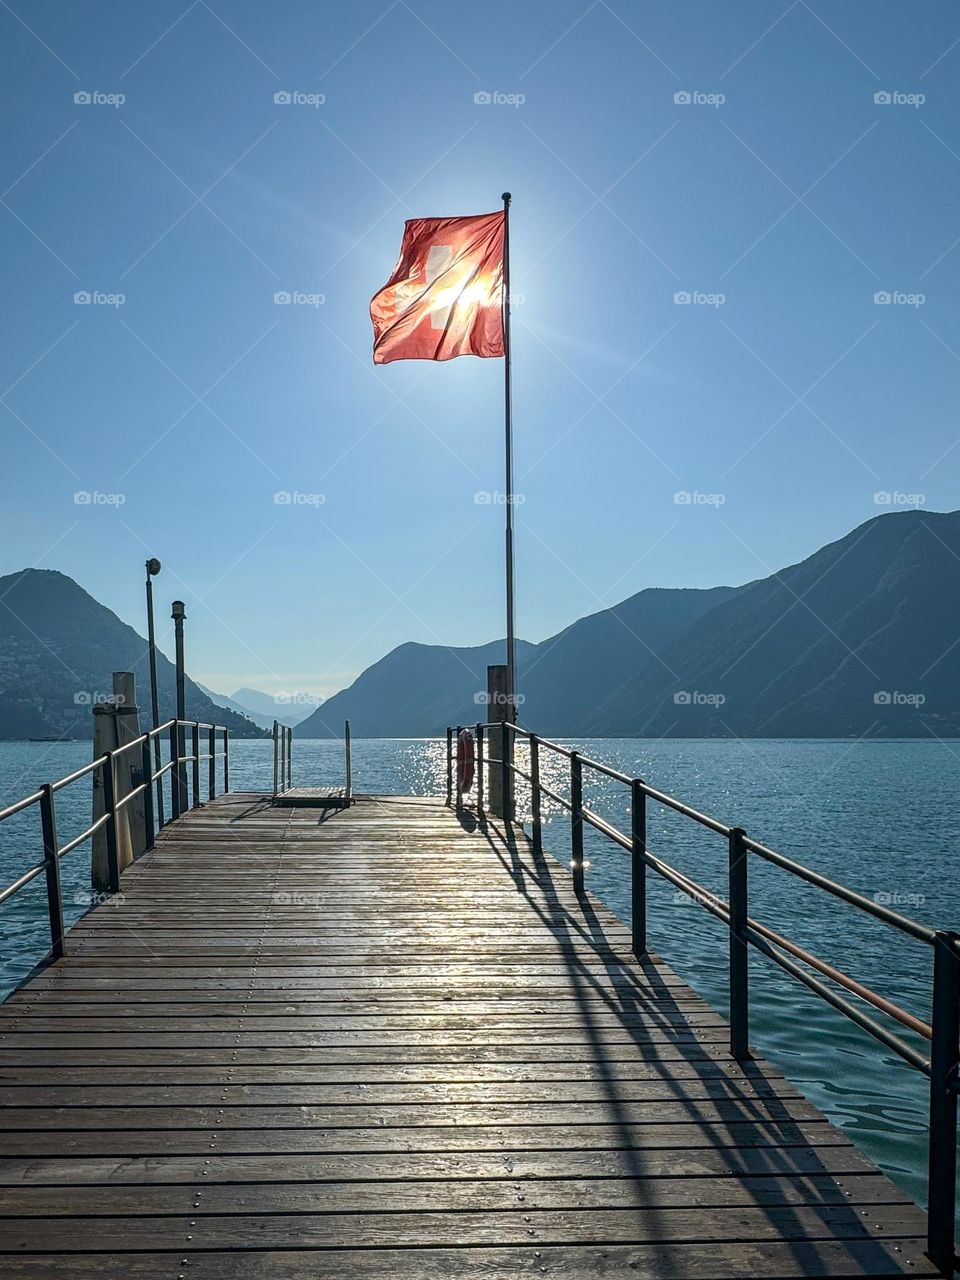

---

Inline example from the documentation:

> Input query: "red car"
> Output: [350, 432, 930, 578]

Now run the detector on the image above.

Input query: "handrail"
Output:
[0, 717, 230, 970]
[0, 791, 42, 823]
[454, 719, 960, 1273]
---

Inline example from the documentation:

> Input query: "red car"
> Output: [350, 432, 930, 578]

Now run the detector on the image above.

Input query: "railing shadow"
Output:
[465, 803, 907, 1276]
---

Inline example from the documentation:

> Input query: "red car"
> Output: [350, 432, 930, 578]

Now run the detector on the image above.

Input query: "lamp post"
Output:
[144, 559, 163, 826]
[171, 600, 187, 813]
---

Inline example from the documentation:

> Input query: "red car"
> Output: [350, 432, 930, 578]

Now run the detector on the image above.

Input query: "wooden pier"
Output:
[0, 790, 942, 1278]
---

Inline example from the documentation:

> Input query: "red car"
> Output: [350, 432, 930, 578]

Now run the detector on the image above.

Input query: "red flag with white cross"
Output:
[370, 211, 505, 364]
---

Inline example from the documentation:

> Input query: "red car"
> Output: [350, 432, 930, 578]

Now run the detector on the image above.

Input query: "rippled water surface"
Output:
[2, 735, 957, 1214]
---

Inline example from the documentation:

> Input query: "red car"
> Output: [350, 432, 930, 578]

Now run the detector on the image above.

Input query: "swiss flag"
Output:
[370, 211, 505, 364]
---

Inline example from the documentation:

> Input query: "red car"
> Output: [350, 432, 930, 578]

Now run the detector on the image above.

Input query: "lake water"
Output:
[1, 734, 957, 1216]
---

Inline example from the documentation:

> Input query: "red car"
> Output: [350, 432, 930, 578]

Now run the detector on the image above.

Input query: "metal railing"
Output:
[0, 718, 229, 964]
[272, 720, 293, 797]
[448, 720, 960, 1276]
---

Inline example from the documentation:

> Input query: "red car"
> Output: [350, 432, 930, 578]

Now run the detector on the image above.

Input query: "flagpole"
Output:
[502, 192, 516, 731]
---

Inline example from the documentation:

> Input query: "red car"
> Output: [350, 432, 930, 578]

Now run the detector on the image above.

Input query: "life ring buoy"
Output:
[456, 729, 475, 793]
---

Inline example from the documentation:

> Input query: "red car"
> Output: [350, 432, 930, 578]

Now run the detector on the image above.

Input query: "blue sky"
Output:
[2, 0, 959, 698]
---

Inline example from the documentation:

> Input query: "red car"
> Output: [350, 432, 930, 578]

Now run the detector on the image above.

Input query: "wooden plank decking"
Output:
[0, 792, 940, 1278]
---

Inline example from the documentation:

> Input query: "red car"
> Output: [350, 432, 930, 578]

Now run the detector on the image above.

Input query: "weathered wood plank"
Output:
[0, 792, 934, 1276]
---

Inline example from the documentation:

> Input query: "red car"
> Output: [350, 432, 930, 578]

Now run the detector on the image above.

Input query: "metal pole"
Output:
[223, 729, 230, 794]
[475, 722, 484, 813]
[191, 722, 200, 807]
[501, 192, 516, 721]
[171, 601, 187, 811]
[445, 727, 453, 806]
[927, 931, 960, 1274]
[272, 720, 279, 798]
[570, 751, 584, 897]
[529, 733, 542, 855]
[729, 826, 750, 1060]
[145, 559, 164, 828]
[499, 728, 509, 827]
[169, 722, 180, 821]
[287, 726, 292, 791]
[39, 783, 64, 960]
[631, 779, 647, 958]
[208, 725, 216, 801]
[102, 750, 121, 894]
[455, 726, 463, 817]
[344, 720, 352, 801]
[141, 735, 155, 849]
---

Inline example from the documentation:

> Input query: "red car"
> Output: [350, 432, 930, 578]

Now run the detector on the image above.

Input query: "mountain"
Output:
[296, 509, 960, 740]
[195, 684, 276, 731]
[295, 639, 537, 739]
[231, 686, 322, 725]
[588, 509, 960, 738]
[294, 585, 737, 738]
[0, 570, 265, 740]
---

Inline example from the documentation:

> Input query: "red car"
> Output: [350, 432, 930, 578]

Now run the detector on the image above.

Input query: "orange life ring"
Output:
[456, 729, 475, 793]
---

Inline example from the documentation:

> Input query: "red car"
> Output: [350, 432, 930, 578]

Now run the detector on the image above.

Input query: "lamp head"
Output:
[171, 600, 186, 621]
[146, 558, 161, 577]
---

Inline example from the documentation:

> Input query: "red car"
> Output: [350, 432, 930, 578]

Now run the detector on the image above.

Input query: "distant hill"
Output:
[296, 509, 960, 739]
[232, 686, 321, 725]
[295, 639, 537, 738]
[0, 570, 265, 740]
[195, 684, 277, 731]
[589, 509, 960, 738]
[294, 586, 736, 738]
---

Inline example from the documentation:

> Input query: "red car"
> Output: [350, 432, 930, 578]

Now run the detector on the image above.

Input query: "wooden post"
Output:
[445, 728, 453, 807]
[475, 722, 484, 813]
[486, 664, 511, 820]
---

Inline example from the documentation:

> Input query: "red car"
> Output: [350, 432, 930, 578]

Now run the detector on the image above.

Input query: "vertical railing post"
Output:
[141, 735, 156, 850]
[223, 729, 230, 794]
[272, 721, 279, 798]
[287, 726, 292, 791]
[728, 826, 750, 1060]
[455, 726, 463, 816]
[500, 727, 509, 828]
[927, 930, 960, 1275]
[102, 750, 121, 894]
[39, 783, 64, 960]
[570, 751, 584, 897]
[344, 720, 352, 802]
[529, 733, 542, 855]
[475, 723, 484, 813]
[208, 725, 216, 801]
[169, 723, 181, 821]
[191, 722, 201, 808]
[631, 779, 647, 958]
[153, 733, 165, 830]
[445, 727, 453, 806]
